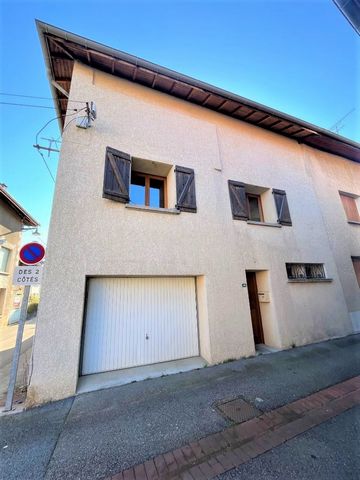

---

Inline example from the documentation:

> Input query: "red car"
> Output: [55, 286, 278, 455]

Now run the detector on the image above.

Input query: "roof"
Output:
[333, 0, 360, 35]
[0, 186, 39, 227]
[36, 20, 360, 164]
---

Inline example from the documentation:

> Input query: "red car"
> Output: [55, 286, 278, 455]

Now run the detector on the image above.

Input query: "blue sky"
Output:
[0, 0, 359, 244]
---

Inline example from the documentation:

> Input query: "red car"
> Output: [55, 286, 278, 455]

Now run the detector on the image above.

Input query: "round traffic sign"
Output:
[19, 242, 45, 265]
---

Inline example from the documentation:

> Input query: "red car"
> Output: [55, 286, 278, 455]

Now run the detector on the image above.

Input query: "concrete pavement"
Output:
[0, 321, 35, 368]
[0, 321, 36, 406]
[1, 334, 359, 480]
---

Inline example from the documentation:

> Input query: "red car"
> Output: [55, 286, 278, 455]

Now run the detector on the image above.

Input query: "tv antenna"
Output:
[329, 108, 355, 134]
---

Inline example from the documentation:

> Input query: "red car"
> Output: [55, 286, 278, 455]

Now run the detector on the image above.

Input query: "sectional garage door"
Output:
[81, 277, 199, 375]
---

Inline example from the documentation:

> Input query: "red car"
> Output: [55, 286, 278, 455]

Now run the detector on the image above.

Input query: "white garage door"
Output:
[82, 277, 199, 375]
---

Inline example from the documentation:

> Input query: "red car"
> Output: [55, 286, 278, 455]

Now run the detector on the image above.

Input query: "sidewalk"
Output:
[114, 376, 360, 479]
[0, 321, 36, 407]
[1, 334, 359, 480]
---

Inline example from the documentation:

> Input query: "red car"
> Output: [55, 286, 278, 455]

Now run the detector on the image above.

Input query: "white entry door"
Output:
[82, 277, 199, 375]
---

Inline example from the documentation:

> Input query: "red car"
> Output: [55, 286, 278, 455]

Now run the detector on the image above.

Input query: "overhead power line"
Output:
[0, 101, 83, 112]
[0, 101, 58, 110]
[0, 92, 87, 104]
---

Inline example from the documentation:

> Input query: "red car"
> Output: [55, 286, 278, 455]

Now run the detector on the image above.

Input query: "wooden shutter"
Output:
[273, 189, 292, 226]
[175, 166, 197, 212]
[228, 180, 248, 220]
[103, 147, 131, 203]
[340, 193, 360, 222]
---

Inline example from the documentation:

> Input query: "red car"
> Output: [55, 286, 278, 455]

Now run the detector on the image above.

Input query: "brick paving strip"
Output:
[106, 376, 360, 480]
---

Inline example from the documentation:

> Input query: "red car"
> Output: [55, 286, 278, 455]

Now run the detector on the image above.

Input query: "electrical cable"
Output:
[36, 149, 55, 182]
[34, 107, 87, 182]
[61, 114, 88, 135]
[35, 107, 87, 145]
[0, 101, 59, 110]
[0, 92, 87, 103]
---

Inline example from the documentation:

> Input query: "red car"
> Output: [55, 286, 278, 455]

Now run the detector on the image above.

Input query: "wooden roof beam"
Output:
[51, 80, 69, 98]
[48, 36, 74, 60]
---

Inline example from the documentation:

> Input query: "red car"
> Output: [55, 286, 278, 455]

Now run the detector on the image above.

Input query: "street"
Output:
[1, 334, 359, 480]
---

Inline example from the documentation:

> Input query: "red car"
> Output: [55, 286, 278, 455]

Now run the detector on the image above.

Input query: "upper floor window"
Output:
[339, 192, 360, 223]
[247, 194, 263, 222]
[228, 181, 292, 226]
[103, 147, 197, 213]
[286, 263, 326, 280]
[0, 247, 10, 273]
[130, 172, 166, 208]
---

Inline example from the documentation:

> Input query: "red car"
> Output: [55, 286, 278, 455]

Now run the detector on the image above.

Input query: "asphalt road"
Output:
[1, 334, 359, 480]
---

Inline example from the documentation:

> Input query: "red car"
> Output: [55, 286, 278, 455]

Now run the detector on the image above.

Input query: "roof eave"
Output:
[35, 19, 360, 163]
[0, 188, 39, 227]
[36, 20, 64, 130]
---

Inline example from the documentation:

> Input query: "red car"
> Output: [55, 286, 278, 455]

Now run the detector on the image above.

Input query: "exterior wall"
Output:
[28, 62, 358, 405]
[303, 148, 360, 331]
[0, 200, 22, 325]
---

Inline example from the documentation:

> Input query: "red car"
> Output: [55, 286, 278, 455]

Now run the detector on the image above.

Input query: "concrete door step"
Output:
[76, 356, 207, 395]
[255, 344, 281, 355]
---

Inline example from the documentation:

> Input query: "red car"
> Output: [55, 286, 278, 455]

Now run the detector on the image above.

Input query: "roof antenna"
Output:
[76, 101, 97, 129]
[329, 108, 355, 134]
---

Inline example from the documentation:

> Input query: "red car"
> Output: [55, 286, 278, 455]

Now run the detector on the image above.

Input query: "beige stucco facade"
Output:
[28, 62, 360, 405]
[0, 199, 23, 325]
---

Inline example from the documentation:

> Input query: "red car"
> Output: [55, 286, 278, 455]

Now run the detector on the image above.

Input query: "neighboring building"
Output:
[0, 185, 38, 325]
[28, 21, 360, 405]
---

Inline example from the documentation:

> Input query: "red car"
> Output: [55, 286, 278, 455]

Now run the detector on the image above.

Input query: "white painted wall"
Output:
[28, 63, 359, 405]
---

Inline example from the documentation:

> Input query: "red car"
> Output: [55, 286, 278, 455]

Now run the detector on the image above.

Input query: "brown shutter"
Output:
[228, 180, 248, 220]
[273, 189, 292, 226]
[103, 147, 131, 203]
[175, 166, 197, 212]
[340, 193, 360, 222]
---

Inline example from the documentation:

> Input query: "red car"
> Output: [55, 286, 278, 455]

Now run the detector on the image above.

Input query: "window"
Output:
[228, 181, 292, 225]
[246, 194, 263, 222]
[352, 257, 360, 287]
[286, 263, 326, 280]
[339, 192, 360, 223]
[130, 172, 166, 208]
[0, 247, 10, 272]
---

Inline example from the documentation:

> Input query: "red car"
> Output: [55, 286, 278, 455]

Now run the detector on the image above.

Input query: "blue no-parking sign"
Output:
[19, 242, 45, 265]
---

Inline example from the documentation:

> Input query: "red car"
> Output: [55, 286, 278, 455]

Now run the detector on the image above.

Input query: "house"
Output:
[28, 21, 360, 405]
[0, 185, 38, 325]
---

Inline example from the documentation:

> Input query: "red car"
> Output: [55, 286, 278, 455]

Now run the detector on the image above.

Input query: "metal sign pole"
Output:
[3, 285, 31, 412]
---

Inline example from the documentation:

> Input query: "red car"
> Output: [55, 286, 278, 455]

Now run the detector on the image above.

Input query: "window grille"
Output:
[286, 263, 326, 280]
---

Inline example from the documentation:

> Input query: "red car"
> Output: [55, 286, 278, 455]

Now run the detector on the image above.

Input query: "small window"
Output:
[228, 181, 289, 225]
[0, 247, 10, 272]
[246, 194, 263, 222]
[130, 172, 166, 208]
[286, 263, 326, 280]
[339, 193, 360, 222]
[352, 257, 360, 287]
